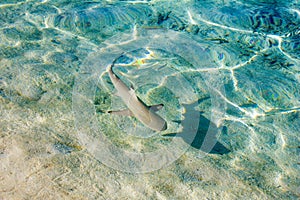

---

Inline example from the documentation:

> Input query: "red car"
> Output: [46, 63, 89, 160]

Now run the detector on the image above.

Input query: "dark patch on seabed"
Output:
[164, 100, 230, 155]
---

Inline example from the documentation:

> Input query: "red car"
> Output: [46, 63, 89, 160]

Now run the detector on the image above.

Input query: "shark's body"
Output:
[107, 64, 167, 131]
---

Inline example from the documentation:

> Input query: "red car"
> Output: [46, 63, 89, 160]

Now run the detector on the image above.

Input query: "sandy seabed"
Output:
[1, 0, 300, 199]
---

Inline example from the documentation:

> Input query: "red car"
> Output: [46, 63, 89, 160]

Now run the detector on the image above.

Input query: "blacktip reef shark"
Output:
[107, 61, 167, 131]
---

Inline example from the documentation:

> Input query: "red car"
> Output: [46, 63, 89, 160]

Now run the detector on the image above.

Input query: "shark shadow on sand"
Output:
[164, 99, 230, 155]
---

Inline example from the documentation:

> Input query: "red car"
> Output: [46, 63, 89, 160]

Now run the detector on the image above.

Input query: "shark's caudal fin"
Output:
[108, 109, 133, 116]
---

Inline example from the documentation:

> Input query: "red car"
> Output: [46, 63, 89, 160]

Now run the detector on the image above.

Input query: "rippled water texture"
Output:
[0, 0, 299, 199]
[49, 4, 153, 43]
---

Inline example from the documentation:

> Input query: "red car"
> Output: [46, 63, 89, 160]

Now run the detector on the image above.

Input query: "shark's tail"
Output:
[109, 52, 125, 73]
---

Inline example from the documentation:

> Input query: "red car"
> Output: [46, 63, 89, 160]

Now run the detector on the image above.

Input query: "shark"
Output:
[107, 61, 167, 131]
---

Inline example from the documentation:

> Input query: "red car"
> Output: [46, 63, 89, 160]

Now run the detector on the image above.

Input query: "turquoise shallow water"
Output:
[0, 0, 299, 199]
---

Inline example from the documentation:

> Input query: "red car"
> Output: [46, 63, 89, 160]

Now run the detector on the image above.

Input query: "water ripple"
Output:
[192, 2, 300, 36]
[47, 4, 153, 43]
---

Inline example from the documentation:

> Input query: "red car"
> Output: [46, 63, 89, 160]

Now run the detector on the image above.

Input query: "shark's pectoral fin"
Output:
[149, 104, 164, 112]
[172, 120, 182, 124]
[162, 133, 179, 137]
[108, 109, 133, 116]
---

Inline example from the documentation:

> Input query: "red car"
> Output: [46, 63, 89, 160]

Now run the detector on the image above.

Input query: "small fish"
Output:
[107, 61, 167, 131]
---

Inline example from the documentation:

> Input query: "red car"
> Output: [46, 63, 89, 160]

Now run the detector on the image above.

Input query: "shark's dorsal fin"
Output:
[130, 84, 135, 90]
[149, 104, 164, 112]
